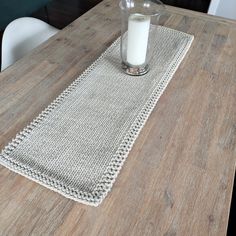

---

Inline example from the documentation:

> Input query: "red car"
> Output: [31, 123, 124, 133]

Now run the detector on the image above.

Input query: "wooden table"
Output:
[0, 0, 235, 235]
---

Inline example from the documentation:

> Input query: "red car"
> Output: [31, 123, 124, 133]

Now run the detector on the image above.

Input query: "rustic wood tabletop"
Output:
[0, 0, 235, 235]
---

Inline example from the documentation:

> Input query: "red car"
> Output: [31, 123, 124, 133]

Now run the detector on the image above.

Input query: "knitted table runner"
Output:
[0, 27, 194, 206]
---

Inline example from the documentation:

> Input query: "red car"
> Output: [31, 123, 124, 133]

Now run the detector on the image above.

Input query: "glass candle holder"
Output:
[119, 0, 165, 76]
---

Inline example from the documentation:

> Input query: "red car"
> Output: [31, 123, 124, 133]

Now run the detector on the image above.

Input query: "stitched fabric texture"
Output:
[0, 27, 194, 206]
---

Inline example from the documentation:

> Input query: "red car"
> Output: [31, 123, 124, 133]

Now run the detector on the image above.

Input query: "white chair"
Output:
[1, 17, 59, 71]
[208, 0, 236, 20]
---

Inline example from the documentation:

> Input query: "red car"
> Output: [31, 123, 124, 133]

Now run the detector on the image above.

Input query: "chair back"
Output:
[1, 17, 59, 71]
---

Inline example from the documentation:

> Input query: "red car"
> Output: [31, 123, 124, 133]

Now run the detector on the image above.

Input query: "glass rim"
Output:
[119, 0, 165, 17]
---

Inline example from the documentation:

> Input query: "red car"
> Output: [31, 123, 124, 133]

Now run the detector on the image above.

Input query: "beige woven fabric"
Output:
[0, 27, 193, 206]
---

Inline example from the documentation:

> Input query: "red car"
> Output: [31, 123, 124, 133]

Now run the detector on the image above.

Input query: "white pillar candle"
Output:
[127, 13, 151, 66]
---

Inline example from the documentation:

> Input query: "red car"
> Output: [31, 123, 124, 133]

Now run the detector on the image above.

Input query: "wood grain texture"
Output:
[0, 1, 236, 235]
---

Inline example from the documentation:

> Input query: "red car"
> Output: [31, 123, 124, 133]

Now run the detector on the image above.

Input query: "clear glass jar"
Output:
[119, 0, 165, 75]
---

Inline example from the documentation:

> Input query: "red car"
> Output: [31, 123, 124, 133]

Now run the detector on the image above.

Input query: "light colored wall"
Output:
[208, 0, 236, 20]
